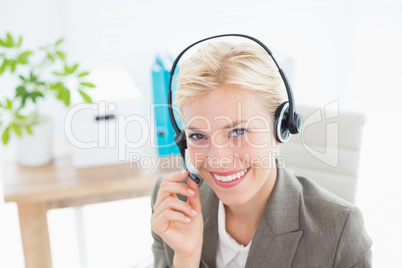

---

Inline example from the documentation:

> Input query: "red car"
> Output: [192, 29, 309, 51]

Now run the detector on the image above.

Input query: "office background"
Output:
[1, 0, 401, 267]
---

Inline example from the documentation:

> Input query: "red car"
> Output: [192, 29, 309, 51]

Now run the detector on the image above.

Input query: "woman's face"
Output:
[182, 84, 278, 206]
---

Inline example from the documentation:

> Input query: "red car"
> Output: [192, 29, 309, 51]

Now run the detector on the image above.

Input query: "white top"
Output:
[216, 200, 252, 268]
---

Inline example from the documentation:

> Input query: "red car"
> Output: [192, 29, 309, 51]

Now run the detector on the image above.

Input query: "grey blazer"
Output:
[151, 167, 372, 267]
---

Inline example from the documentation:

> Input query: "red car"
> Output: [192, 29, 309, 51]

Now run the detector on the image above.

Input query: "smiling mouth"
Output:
[210, 168, 250, 182]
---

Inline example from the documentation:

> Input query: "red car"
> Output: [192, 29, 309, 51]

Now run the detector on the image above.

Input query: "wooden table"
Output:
[2, 153, 181, 268]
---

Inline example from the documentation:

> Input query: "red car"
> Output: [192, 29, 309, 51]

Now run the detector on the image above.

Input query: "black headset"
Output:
[167, 34, 303, 184]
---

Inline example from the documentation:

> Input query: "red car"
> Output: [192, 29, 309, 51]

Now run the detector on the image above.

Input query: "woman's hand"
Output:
[151, 170, 203, 267]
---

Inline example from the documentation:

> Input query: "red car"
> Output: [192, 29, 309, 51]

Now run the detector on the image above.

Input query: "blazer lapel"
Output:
[245, 167, 303, 268]
[200, 179, 219, 267]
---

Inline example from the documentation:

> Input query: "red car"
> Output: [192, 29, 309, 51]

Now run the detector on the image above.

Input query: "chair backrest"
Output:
[279, 102, 366, 203]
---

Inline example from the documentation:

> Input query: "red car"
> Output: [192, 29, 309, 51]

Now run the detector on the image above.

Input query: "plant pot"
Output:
[16, 116, 53, 167]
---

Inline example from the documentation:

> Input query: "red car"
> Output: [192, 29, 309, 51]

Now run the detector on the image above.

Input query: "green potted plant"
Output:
[0, 32, 95, 166]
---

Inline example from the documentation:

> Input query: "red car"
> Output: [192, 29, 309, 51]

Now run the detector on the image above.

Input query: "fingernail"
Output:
[180, 170, 186, 175]
[187, 188, 195, 195]
[185, 217, 191, 222]
[192, 209, 198, 216]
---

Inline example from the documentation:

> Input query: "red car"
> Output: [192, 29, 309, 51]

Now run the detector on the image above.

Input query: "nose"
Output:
[206, 133, 234, 169]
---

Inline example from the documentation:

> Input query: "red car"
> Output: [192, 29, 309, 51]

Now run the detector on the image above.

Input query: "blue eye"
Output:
[231, 128, 247, 136]
[189, 133, 206, 140]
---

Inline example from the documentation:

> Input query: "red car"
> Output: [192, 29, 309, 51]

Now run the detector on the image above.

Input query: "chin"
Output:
[217, 193, 253, 206]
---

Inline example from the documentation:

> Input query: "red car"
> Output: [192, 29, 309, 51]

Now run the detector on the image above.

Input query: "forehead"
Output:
[181, 85, 271, 129]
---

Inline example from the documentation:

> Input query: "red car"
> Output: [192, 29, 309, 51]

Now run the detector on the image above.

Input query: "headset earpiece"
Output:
[274, 102, 303, 143]
[174, 130, 187, 150]
[274, 102, 291, 143]
[288, 111, 303, 135]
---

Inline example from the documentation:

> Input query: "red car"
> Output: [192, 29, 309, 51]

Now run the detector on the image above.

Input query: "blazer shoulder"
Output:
[293, 173, 372, 267]
[295, 174, 363, 231]
[296, 174, 352, 208]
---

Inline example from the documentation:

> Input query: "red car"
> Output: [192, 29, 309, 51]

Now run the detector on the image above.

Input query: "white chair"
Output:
[279, 101, 366, 204]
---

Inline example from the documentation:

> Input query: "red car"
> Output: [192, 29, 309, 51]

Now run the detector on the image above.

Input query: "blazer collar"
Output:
[263, 167, 301, 235]
[199, 178, 220, 267]
[245, 167, 303, 267]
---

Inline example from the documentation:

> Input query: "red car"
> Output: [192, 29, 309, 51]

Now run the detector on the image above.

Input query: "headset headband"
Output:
[168, 33, 296, 134]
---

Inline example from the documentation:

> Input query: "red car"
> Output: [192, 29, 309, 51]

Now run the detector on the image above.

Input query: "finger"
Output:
[187, 177, 202, 212]
[154, 170, 190, 210]
[153, 196, 198, 219]
[152, 209, 192, 234]
[160, 181, 196, 199]
[164, 170, 189, 182]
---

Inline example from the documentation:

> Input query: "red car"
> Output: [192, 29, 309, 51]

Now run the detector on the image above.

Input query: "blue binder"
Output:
[152, 55, 180, 156]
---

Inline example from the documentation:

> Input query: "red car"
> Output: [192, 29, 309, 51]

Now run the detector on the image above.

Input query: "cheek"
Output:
[188, 146, 207, 169]
[239, 134, 278, 168]
[244, 132, 275, 152]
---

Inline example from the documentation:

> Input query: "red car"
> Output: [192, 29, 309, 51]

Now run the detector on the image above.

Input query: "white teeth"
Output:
[213, 168, 248, 182]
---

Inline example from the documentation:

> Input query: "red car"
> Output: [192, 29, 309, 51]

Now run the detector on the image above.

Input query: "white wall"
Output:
[0, 0, 359, 140]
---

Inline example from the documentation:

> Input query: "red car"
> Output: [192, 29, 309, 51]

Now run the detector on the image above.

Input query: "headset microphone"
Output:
[167, 34, 303, 185]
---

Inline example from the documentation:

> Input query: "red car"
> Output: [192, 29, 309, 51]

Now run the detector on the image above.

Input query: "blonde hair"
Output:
[174, 41, 286, 116]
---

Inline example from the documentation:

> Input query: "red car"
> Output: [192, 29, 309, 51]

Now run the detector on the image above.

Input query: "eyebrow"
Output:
[186, 120, 247, 132]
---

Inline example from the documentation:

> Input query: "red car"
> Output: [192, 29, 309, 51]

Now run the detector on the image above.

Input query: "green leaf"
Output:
[19, 75, 26, 81]
[80, 82, 95, 88]
[0, 60, 6, 74]
[16, 86, 28, 106]
[29, 71, 38, 82]
[15, 114, 27, 120]
[77, 71, 89, 77]
[47, 53, 55, 62]
[12, 123, 22, 137]
[70, 63, 78, 74]
[0, 38, 6, 47]
[56, 51, 66, 61]
[18, 51, 33, 64]
[2, 126, 10, 145]
[17, 36, 22, 47]
[6, 99, 12, 109]
[64, 64, 69, 74]
[15, 86, 44, 106]
[10, 60, 16, 72]
[29, 91, 44, 103]
[78, 90, 93, 103]
[49, 82, 60, 90]
[53, 71, 63, 76]
[5, 33, 13, 47]
[16, 85, 27, 96]
[55, 38, 64, 46]
[26, 125, 33, 135]
[56, 86, 70, 106]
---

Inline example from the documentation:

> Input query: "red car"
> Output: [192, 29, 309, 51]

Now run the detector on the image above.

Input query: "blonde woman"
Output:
[151, 36, 372, 268]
